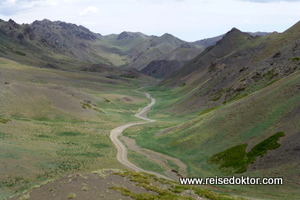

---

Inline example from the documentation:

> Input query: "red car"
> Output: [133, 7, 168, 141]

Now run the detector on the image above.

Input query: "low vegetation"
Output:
[0, 58, 152, 199]
[246, 132, 285, 164]
[208, 144, 248, 174]
[199, 106, 220, 116]
[123, 71, 299, 199]
[290, 57, 300, 62]
[208, 132, 285, 174]
[0, 117, 11, 124]
[110, 170, 246, 200]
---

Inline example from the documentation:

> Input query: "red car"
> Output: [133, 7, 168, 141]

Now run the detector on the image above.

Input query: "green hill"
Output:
[122, 21, 300, 199]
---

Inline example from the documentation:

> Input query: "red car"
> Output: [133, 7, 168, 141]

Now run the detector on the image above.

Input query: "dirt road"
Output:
[109, 92, 171, 180]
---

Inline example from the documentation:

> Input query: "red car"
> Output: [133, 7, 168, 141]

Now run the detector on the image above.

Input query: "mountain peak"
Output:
[117, 31, 135, 40]
[31, 19, 98, 40]
[161, 33, 173, 37]
[224, 27, 250, 38]
[218, 27, 252, 46]
[8, 19, 19, 28]
[116, 31, 146, 40]
[229, 27, 241, 33]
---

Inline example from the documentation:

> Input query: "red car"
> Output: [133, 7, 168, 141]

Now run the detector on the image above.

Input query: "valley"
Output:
[0, 18, 299, 200]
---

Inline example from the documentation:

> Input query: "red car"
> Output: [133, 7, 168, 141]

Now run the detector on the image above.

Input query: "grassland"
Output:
[0, 58, 153, 199]
[123, 70, 300, 199]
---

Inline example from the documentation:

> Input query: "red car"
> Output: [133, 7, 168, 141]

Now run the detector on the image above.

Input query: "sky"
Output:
[0, 0, 299, 41]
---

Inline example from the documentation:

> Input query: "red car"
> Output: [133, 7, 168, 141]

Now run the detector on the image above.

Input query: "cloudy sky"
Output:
[0, 0, 299, 41]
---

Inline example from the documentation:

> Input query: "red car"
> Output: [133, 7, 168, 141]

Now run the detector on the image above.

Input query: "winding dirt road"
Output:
[109, 92, 171, 180]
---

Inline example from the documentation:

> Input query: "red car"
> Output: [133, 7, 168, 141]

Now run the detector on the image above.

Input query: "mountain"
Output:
[100, 32, 204, 71]
[0, 19, 204, 73]
[161, 28, 254, 87]
[0, 19, 114, 69]
[193, 31, 270, 48]
[127, 21, 300, 198]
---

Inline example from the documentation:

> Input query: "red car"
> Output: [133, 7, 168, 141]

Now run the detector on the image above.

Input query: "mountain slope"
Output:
[140, 60, 183, 79]
[0, 19, 117, 69]
[161, 24, 300, 114]
[122, 21, 300, 199]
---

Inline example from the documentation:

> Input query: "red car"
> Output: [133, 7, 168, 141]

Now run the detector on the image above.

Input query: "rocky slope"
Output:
[161, 23, 300, 112]
[140, 60, 183, 79]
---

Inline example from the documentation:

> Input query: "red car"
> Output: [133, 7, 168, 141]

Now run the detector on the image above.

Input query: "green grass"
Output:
[165, 159, 180, 171]
[90, 143, 110, 149]
[290, 57, 300, 62]
[262, 69, 279, 80]
[0, 117, 11, 124]
[57, 131, 83, 136]
[266, 79, 280, 86]
[13, 51, 26, 56]
[211, 90, 223, 101]
[127, 150, 166, 176]
[92, 108, 105, 113]
[208, 132, 285, 174]
[122, 71, 300, 199]
[199, 106, 220, 116]
[222, 93, 248, 104]
[67, 192, 76, 199]
[0, 58, 153, 199]
[110, 170, 246, 200]
[208, 144, 248, 174]
[80, 102, 91, 109]
[247, 132, 285, 164]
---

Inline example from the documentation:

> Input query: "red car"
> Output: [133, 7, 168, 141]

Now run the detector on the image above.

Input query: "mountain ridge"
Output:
[0, 18, 204, 72]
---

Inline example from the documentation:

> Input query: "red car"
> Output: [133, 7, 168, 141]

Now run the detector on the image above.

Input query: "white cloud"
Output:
[0, 0, 58, 16]
[79, 6, 99, 16]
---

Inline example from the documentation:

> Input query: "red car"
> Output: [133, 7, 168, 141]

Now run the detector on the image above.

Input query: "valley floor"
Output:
[1, 57, 299, 200]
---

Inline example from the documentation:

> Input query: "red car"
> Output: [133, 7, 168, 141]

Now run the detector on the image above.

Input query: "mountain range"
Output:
[0, 19, 271, 79]
[0, 19, 204, 73]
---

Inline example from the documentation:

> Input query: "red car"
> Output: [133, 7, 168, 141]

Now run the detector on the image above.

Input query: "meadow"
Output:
[0, 58, 152, 199]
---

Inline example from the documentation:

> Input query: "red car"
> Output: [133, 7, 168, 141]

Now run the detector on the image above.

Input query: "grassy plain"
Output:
[0, 58, 152, 199]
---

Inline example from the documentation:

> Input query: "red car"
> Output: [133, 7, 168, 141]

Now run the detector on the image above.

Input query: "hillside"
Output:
[0, 56, 156, 199]
[161, 24, 300, 113]
[0, 19, 109, 69]
[140, 60, 183, 79]
[122, 21, 300, 199]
